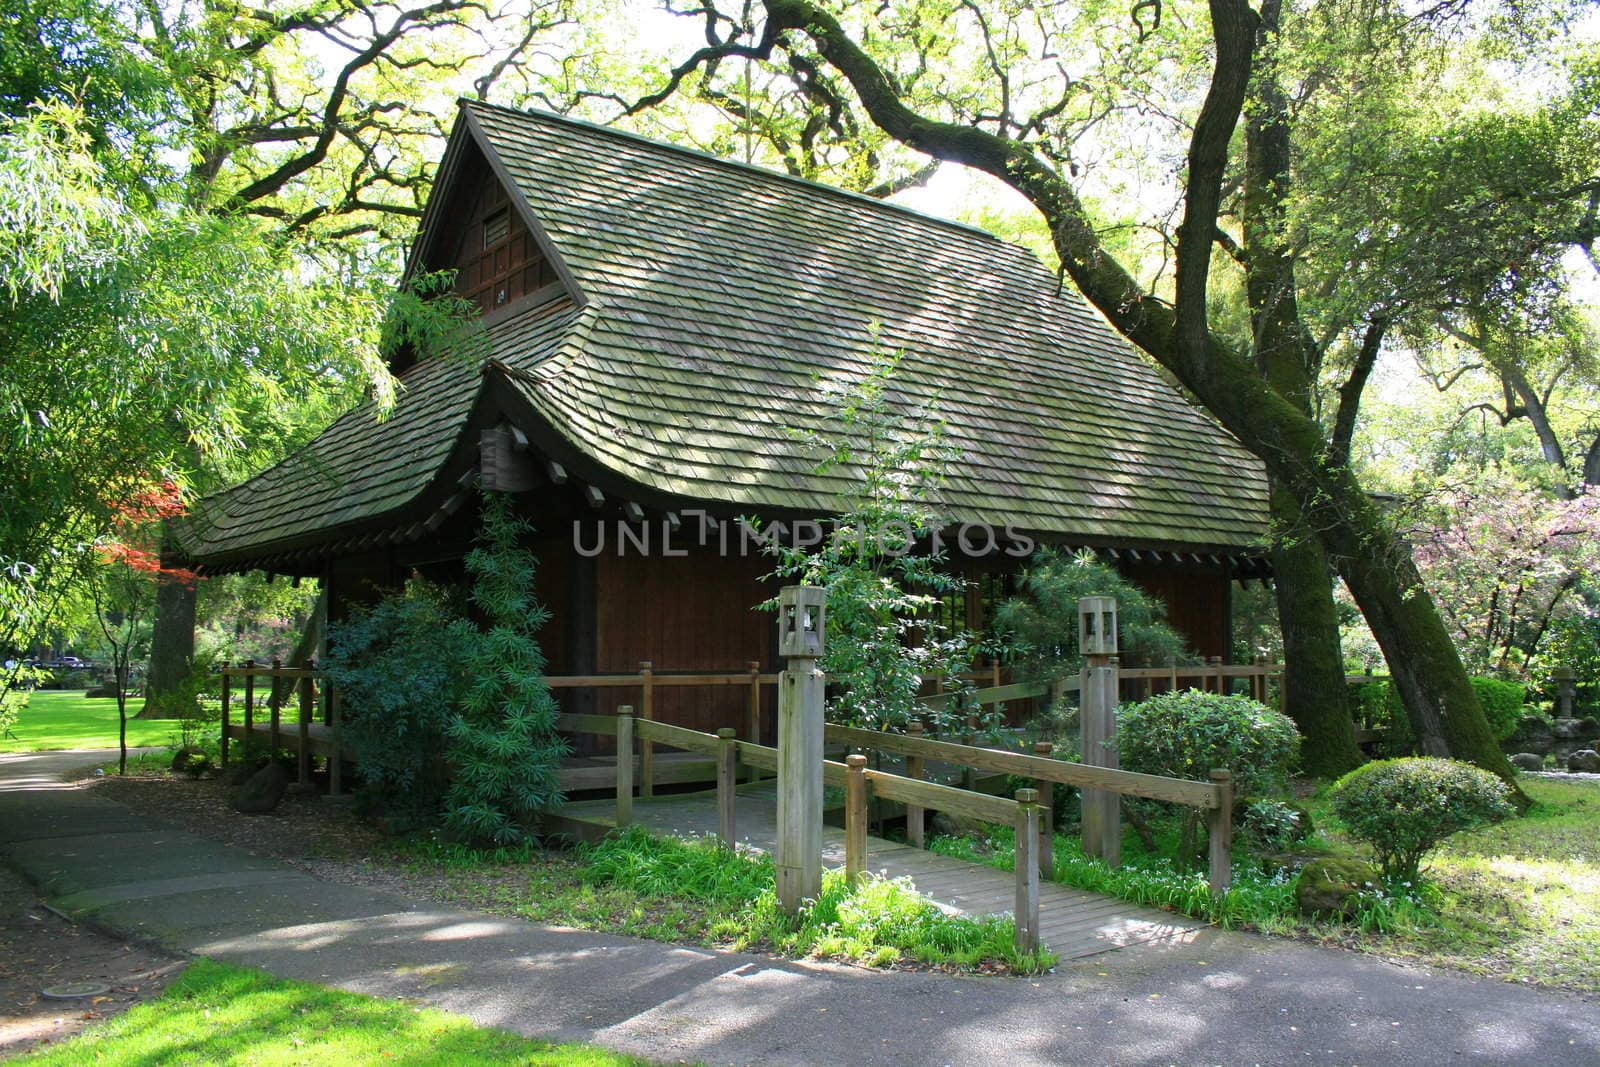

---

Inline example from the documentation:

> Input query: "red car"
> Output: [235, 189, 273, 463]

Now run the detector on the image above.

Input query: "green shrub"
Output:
[441, 492, 568, 845]
[1469, 677, 1524, 741]
[1354, 677, 1523, 748]
[1117, 690, 1301, 797]
[1331, 757, 1515, 881]
[1238, 797, 1313, 852]
[324, 579, 469, 822]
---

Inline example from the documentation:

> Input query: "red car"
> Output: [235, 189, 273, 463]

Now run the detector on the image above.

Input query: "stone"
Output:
[229, 762, 288, 814]
[1294, 857, 1382, 919]
[1578, 717, 1600, 740]
[1552, 718, 1585, 740]
[1510, 752, 1546, 772]
[170, 747, 207, 774]
[1566, 749, 1600, 774]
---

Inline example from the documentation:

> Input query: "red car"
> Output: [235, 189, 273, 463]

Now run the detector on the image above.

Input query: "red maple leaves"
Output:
[97, 480, 200, 587]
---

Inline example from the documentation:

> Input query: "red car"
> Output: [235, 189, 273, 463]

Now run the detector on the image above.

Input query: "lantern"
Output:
[1078, 596, 1118, 656]
[777, 585, 827, 659]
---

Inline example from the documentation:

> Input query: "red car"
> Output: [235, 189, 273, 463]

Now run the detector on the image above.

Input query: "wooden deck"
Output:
[548, 780, 1206, 961]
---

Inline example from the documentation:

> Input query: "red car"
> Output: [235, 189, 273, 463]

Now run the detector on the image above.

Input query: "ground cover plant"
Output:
[12, 958, 648, 1066]
[929, 775, 1600, 992]
[1, 690, 174, 751]
[395, 826, 1055, 974]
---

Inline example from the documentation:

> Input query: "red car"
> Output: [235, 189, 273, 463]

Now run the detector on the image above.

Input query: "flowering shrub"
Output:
[1331, 758, 1514, 880]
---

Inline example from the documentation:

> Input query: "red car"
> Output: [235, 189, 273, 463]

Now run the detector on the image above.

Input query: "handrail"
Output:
[824, 723, 1223, 809]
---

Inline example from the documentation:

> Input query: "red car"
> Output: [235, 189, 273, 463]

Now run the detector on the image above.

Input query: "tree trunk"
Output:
[270, 590, 327, 708]
[1270, 497, 1364, 777]
[1240, 2, 1362, 780]
[743, 0, 1520, 795]
[1338, 547, 1513, 781]
[139, 542, 197, 719]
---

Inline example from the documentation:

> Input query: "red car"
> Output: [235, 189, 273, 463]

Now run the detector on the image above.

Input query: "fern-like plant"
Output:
[441, 491, 568, 845]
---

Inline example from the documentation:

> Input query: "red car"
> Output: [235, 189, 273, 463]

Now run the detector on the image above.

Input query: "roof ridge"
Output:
[460, 97, 1004, 247]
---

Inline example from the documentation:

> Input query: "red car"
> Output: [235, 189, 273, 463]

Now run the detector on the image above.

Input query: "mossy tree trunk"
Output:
[138, 540, 196, 719]
[696, 0, 1523, 798]
[1270, 513, 1364, 777]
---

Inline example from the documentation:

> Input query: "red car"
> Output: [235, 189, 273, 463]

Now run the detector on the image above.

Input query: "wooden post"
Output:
[904, 721, 926, 849]
[777, 659, 826, 911]
[1079, 656, 1121, 867]
[1031, 740, 1055, 879]
[328, 684, 342, 795]
[638, 661, 655, 798]
[776, 585, 826, 914]
[845, 754, 867, 885]
[1013, 788, 1040, 954]
[746, 661, 762, 783]
[268, 658, 282, 754]
[1209, 655, 1224, 695]
[1207, 769, 1234, 894]
[296, 667, 313, 788]
[219, 664, 231, 768]
[717, 728, 738, 847]
[615, 707, 634, 827]
[243, 660, 256, 751]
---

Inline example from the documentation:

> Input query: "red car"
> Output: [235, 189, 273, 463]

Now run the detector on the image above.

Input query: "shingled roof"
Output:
[181, 99, 1269, 568]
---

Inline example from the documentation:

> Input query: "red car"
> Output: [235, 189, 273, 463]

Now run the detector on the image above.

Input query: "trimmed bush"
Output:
[1331, 757, 1514, 881]
[1117, 690, 1301, 798]
[1351, 676, 1524, 749]
[1468, 677, 1525, 741]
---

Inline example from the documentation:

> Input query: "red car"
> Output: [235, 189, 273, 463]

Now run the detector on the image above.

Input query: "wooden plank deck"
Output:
[549, 781, 1205, 961]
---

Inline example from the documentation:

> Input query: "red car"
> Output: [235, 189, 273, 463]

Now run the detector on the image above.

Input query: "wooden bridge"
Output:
[216, 661, 1251, 960]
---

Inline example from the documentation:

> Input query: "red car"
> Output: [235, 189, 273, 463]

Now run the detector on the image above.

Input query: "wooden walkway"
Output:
[550, 780, 1205, 961]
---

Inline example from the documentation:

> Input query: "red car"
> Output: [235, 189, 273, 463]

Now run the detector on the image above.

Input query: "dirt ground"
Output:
[0, 863, 184, 1058]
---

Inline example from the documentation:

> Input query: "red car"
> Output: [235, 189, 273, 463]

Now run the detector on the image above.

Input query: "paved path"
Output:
[1, 750, 1596, 1066]
[559, 783, 1202, 960]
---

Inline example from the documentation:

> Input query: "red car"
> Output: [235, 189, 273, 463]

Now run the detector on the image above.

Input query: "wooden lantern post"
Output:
[776, 584, 826, 914]
[1078, 596, 1121, 866]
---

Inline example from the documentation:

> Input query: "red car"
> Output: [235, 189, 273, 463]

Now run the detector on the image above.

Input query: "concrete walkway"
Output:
[0, 750, 1596, 1066]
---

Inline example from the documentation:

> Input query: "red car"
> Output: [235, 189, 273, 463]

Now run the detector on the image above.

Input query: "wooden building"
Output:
[177, 100, 1271, 738]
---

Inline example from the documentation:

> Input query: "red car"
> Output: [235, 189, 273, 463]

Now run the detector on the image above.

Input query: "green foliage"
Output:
[1238, 798, 1313, 853]
[441, 492, 568, 845]
[579, 826, 774, 905]
[1469, 676, 1525, 741]
[1117, 690, 1301, 798]
[995, 548, 1195, 679]
[324, 580, 468, 820]
[1331, 758, 1516, 881]
[1542, 615, 1600, 709]
[1354, 676, 1521, 746]
[579, 827, 1051, 972]
[762, 349, 987, 735]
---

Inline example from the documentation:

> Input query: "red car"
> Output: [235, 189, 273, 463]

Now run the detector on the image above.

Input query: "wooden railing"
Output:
[918, 660, 1287, 715]
[217, 660, 336, 792]
[554, 707, 1232, 954]
[824, 722, 1234, 895]
[546, 663, 777, 795]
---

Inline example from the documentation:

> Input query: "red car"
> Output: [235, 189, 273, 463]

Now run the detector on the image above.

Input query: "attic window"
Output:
[483, 207, 511, 248]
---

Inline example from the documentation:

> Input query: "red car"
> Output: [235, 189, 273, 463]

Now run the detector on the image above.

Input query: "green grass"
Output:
[390, 826, 1055, 973]
[1, 690, 178, 752]
[14, 958, 649, 1066]
[1301, 775, 1600, 990]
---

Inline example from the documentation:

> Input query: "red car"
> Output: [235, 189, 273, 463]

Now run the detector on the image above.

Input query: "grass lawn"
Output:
[14, 958, 650, 1066]
[1301, 775, 1600, 991]
[2, 690, 177, 752]
[926, 775, 1600, 992]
